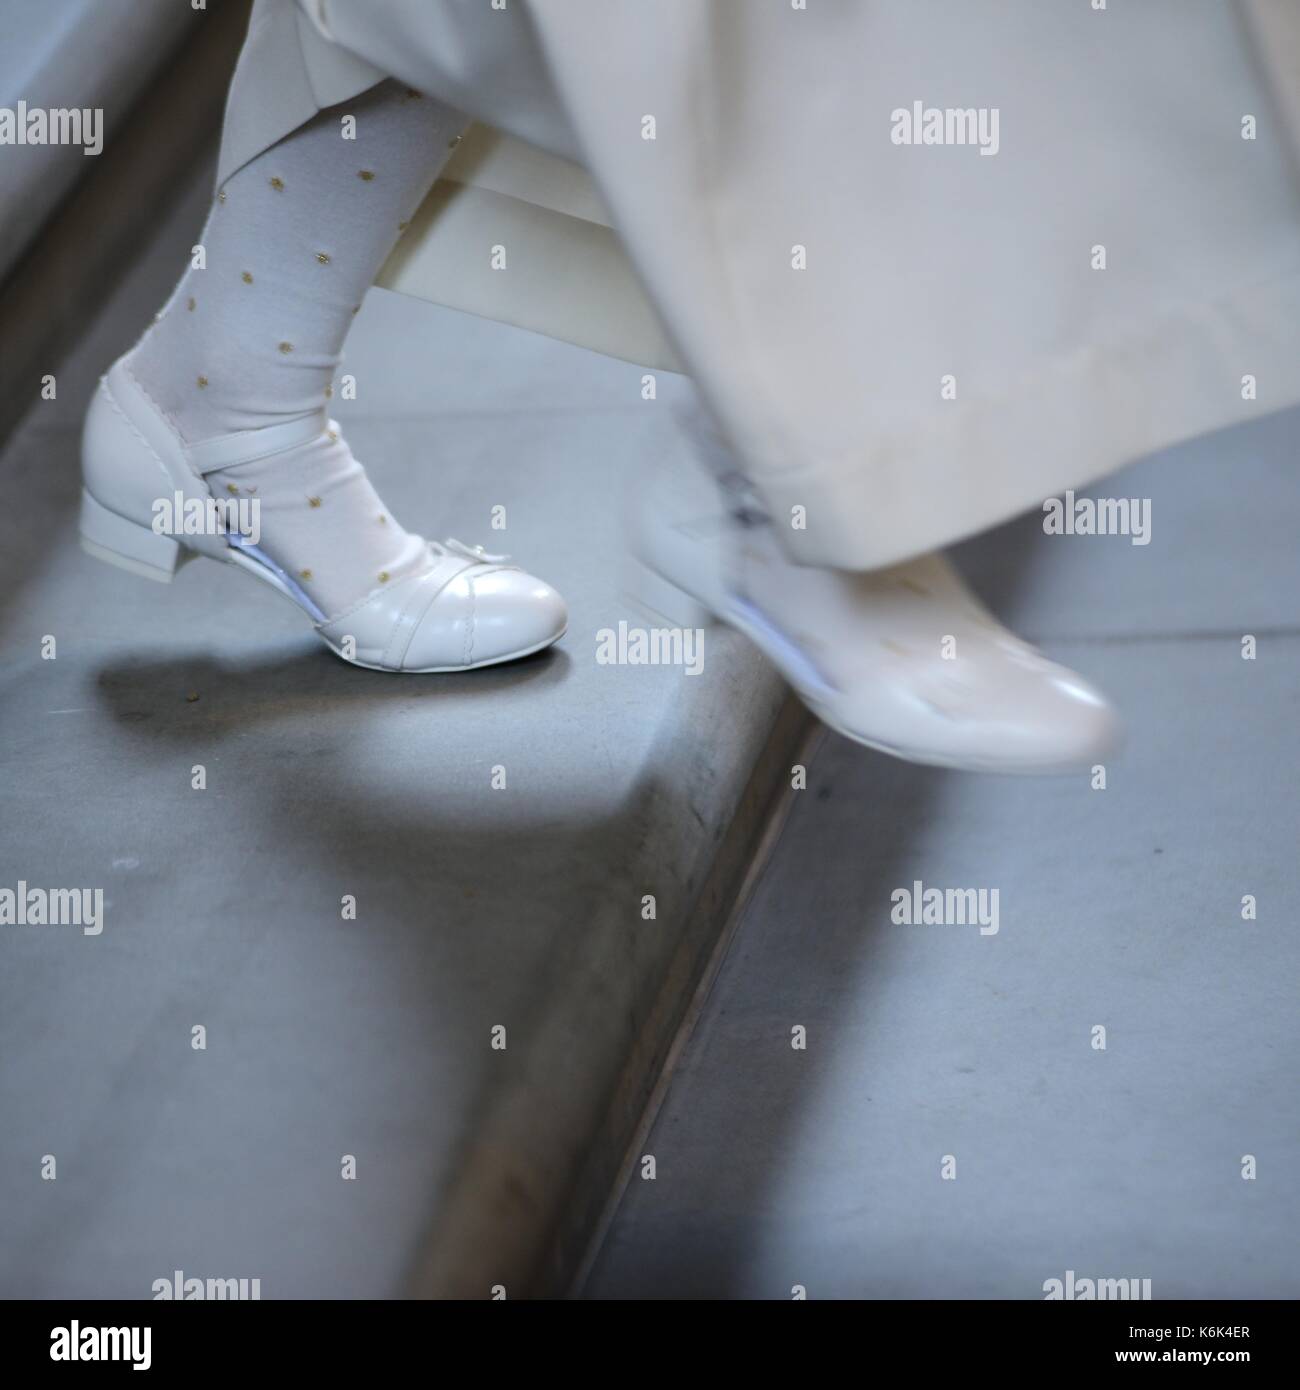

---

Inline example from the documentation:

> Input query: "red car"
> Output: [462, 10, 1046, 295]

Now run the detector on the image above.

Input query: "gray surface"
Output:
[0, 160, 787, 1297]
[0, 0, 197, 280]
[586, 408, 1300, 1300]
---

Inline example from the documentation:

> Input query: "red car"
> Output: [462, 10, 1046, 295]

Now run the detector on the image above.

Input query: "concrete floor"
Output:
[0, 160, 790, 1297]
[4, 127, 1296, 1305]
[585, 410, 1300, 1299]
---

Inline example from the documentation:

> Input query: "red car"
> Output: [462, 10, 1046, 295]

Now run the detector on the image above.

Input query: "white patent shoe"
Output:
[629, 451, 1121, 774]
[79, 358, 567, 671]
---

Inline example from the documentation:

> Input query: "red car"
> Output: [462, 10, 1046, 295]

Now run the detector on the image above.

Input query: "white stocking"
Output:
[129, 79, 466, 618]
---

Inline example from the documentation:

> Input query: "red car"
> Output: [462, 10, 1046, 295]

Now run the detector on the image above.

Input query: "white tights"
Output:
[129, 79, 466, 618]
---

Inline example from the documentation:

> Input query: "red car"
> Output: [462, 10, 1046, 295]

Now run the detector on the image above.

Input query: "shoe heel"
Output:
[79, 489, 192, 584]
[625, 555, 715, 629]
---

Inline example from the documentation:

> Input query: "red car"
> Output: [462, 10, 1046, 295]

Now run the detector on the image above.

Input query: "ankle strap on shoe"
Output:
[188, 411, 330, 475]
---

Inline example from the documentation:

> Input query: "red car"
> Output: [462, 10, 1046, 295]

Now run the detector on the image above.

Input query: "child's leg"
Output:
[129, 79, 465, 619]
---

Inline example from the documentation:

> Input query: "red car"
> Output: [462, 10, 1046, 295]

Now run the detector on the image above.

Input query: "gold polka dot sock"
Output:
[210, 433, 427, 618]
[127, 79, 467, 618]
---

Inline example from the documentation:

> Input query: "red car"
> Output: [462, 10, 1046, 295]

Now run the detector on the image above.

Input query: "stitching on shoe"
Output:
[396, 567, 463, 670]
[464, 577, 477, 666]
[98, 378, 173, 493]
[122, 359, 191, 457]
[386, 571, 439, 670]
[319, 554, 463, 632]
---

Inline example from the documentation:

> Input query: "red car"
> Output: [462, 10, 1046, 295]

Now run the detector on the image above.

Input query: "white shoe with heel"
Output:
[80, 356, 567, 672]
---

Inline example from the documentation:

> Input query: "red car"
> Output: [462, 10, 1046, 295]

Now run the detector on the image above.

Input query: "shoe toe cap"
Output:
[996, 660, 1123, 771]
[402, 566, 566, 671]
[826, 642, 1122, 773]
[463, 567, 568, 666]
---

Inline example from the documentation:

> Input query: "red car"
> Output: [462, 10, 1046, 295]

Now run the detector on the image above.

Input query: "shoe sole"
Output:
[333, 628, 567, 674]
[79, 488, 564, 673]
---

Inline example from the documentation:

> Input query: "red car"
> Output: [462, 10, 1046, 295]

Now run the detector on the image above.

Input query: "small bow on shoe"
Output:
[434, 538, 511, 564]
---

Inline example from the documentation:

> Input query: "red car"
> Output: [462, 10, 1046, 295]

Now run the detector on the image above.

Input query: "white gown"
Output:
[216, 0, 1300, 570]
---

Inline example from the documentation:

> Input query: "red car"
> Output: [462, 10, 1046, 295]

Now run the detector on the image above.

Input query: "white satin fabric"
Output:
[215, 0, 1300, 570]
